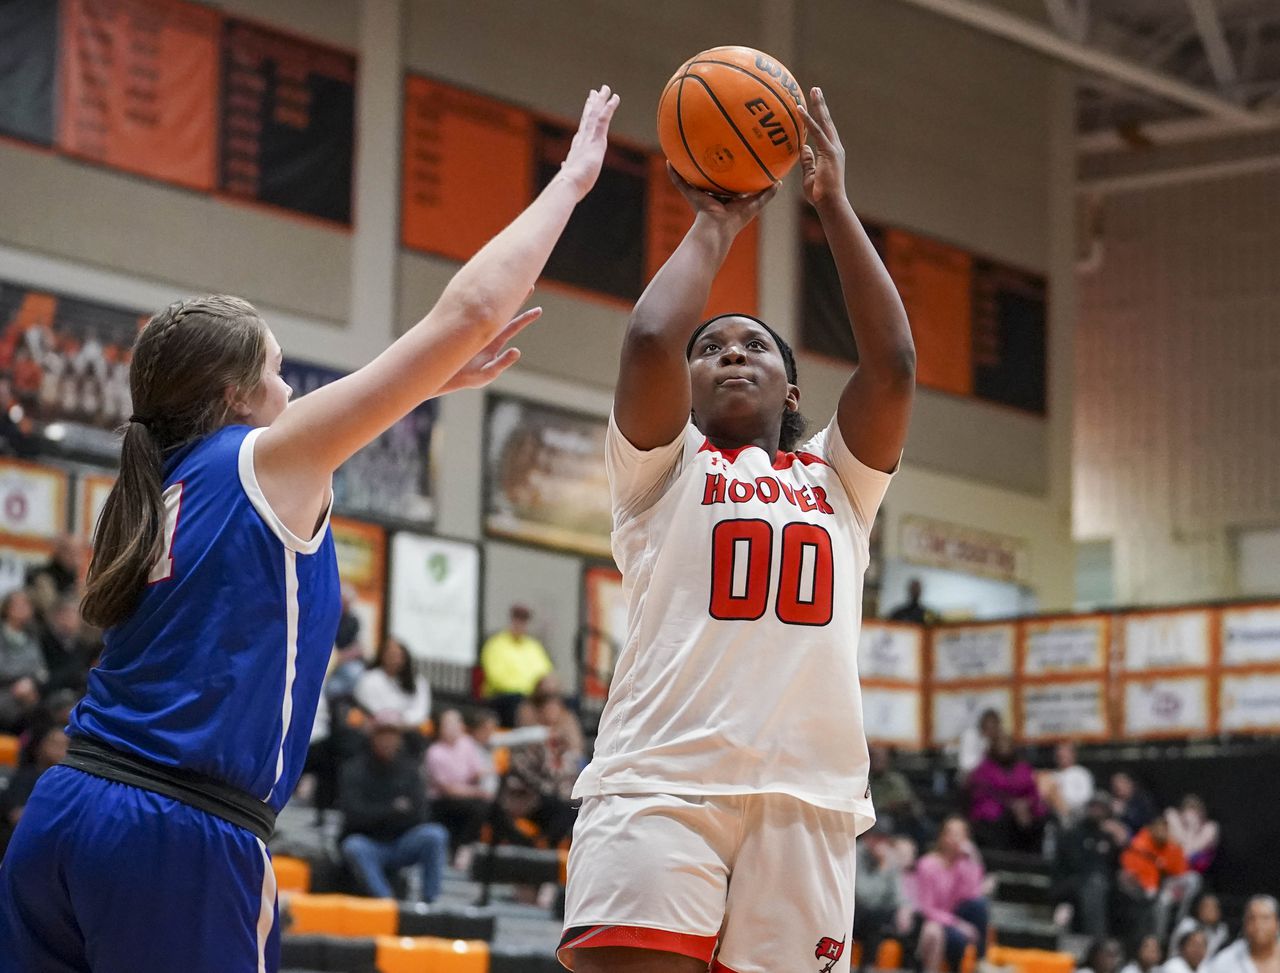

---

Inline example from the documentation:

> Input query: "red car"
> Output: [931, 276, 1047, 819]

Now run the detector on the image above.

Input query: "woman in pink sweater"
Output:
[967, 732, 1048, 853]
[913, 816, 990, 973]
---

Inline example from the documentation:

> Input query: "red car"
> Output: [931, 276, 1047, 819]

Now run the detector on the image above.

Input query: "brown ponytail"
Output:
[82, 296, 268, 629]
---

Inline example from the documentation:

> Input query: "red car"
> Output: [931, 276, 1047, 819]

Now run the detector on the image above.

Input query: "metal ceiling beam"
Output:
[894, 0, 1267, 129]
[1044, 0, 1087, 43]
[1184, 0, 1239, 89]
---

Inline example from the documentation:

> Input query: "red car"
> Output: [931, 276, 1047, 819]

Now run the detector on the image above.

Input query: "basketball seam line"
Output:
[680, 73, 777, 185]
[688, 58, 803, 144]
[675, 73, 736, 195]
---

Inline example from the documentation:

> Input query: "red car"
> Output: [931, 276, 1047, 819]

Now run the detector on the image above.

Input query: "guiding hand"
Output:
[559, 85, 622, 200]
[438, 305, 543, 394]
[667, 163, 779, 237]
[797, 86, 847, 207]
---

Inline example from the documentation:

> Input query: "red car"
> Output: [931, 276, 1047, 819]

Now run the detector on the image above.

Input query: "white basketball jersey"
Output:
[573, 413, 892, 827]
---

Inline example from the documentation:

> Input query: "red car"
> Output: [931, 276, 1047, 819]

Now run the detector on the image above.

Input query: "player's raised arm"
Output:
[613, 167, 776, 450]
[799, 87, 915, 474]
[255, 87, 620, 508]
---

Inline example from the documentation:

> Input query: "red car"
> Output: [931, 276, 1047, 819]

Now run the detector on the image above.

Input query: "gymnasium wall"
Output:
[1076, 131, 1280, 606]
[0, 0, 1078, 677]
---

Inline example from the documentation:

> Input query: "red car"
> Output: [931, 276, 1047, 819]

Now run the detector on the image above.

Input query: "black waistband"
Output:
[62, 737, 276, 844]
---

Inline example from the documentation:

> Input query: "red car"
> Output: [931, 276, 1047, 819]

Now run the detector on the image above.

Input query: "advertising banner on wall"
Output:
[0, 536, 54, 596]
[931, 624, 1016, 682]
[863, 687, 923, 748]
[331, 517, 386, 651]
[1123, 611, 1211, 672]
[859, 623, 923, 682]
[484, 394, 612, 558]
[1220, 673, 1280, 733]
[0, 459, 68, 538]
[1220, 606, 1280, 667]
[1023, 617, 1107, 676]
[388, 532, 479, 666]
[1022, 681, 1108, 741]
[1123, 676, 1210, 737]
[931, 686, 1013, 747]
[77, 472, 115, 541]
[582, 565, 625, 705]
[900, 515, 1030, 583]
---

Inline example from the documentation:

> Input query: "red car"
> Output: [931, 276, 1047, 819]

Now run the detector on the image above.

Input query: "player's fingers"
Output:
[483, 347, 521, 378]
[811, 87, 842, 146]
[493, 307, 543, 347]
[796, 104, 833, 150]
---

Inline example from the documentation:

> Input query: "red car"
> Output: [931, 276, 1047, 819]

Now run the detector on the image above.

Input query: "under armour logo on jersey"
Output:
[816, 935, 846, 972]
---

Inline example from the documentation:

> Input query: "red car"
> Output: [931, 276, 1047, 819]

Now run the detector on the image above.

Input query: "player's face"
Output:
[687, 318, 798, 443]
[243, 330, 292, 427]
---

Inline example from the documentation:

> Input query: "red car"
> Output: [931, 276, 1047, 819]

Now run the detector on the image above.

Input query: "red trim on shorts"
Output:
[557, 924, 718, 968]
[711, 960, 745, 973]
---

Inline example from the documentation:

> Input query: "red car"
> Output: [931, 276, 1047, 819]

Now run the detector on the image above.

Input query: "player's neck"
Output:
[701, 420, 781, 457]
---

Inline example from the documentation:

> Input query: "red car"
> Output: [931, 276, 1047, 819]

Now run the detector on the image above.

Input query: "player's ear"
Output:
[224, 384, 252, 419]
[785, 383, 800, 412]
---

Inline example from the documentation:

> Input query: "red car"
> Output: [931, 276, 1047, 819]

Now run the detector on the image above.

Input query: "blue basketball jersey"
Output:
[69, 424, 341, 811]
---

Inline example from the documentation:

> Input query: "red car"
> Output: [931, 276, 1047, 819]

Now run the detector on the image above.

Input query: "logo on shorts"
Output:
[816, 935, 846, 972]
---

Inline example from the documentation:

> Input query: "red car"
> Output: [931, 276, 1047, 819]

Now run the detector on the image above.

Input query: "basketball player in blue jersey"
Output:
[0, 86, 620, 973]
[559, 89, 915, 973]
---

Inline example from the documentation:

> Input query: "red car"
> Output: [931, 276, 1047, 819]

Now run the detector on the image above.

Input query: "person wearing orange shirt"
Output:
[1119, 815, 1201, 945]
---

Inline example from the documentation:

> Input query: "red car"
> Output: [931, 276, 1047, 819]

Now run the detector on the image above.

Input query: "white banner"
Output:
[0, 461, 66, 537]
[1022, 681, 1107, 740]
[389, 533, 480, 666]
[932, 625, 1016, 682]
[1123, 612, 1210, 672]
[900, 514, 1030, 583]
[931, 686, 1012, 747]
[1220, 673, 1280, 732]
[1023, 618, 1106, 676]
[863, 687, 922, 747]
[1124, 677, 1209, 736]
[0, 540, 54, 596]
[78, 474, 115, 541]
[1221, 606, 1280, 667]
[859, 623, 923, 682]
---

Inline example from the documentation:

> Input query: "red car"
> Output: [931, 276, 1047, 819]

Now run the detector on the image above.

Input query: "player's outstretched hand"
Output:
[797, 86, 847, 208]
[559, 85, 622, 200]
[438, 306, 542, 394]
[666, 163, 779, 237]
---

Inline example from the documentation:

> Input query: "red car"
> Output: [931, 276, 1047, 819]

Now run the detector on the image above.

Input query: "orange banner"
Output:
[58, 0, 219, 190]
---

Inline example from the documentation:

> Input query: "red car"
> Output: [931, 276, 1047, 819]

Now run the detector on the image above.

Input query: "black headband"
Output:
[685, 313, 798, 384]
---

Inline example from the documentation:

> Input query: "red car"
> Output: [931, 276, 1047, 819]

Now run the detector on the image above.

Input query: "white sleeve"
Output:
[799, 415, 896, 532]
[606, 412, 703, 527]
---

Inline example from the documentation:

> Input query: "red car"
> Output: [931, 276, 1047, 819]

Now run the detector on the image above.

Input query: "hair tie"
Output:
[129, 414, 152, 428]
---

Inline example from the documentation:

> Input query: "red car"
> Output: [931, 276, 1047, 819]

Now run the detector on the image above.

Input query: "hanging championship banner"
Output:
[484, 394, 611, 558]
[1220, 673, 1280, 734]
[388, 532, 479, 666]
[1220, 606, 1280, 667]
[0, 459, 68, 537]
[863, 686, 923, 748]
[931, 624, 1016, 682]
[1021, 681, 1108, 741]
[1123, 676, 1210, 737]
[77, 472, 115, 541]
[859, 622, 923, 682]
[1023, 617, 1107, 676]
[931, 686, 1013, 747]
[1123, 611, 1210, 672]
[0, 535, 55, 596]
[901, 515, 1030, 584]
[331, 517, 386, 651]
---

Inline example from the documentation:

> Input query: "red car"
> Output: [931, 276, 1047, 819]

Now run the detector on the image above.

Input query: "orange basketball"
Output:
[657, 46, 807, 196]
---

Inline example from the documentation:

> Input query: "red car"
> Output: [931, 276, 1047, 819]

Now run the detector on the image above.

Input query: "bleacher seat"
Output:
[0, 735, 19, 769]
[988, 944, 1076, 973]
[374, 936, 489, 973]
[273, 855, 311, 894]
[285, 894, 397, 937]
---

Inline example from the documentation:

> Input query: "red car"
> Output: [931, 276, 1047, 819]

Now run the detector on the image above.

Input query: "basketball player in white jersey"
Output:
[559, 89, 915, 973]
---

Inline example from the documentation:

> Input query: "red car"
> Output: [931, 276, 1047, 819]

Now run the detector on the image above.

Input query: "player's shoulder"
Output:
[165, 424, 254, 483]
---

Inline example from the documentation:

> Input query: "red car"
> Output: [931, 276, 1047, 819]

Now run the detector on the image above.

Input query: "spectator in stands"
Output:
[531, 678, 585, 767]
[1208, 896, 1280, 973]
[1164, 927, 1210, 973]
[1165, 795, 1219, 874]
[501, 692, 583, 847]
[480, 604, 553, 726]
[854, 821, 911, 973]
[338, 722, 448, 903]
[1052, 792, 1127, 937]
[1078, 939, 1124, 973]
[1120, 934, 1165, 973]
[889, 577, 937, 625]
[869, 743, 932, 847]
[0, 725, 68, 858]
[968, 732, 1048, 852]
[355, 637, 431, 729]
[1172, 895, 1230, 960]
[24, 535, 84, 596]
[1112, 772, 1157, 837]
[915, 816, 990, 973]
[0, 589, 46, 734]
[334, 584, 362, 655]
[425, 708, 496, 863]
[957, 708, 1002, 781]
[36, 593, 94, 690]
[1041, 740, 1095, 823]
[1119, 815, 1201, 943]
[468, 707, 500, 750]
[326, 638, 368, 706]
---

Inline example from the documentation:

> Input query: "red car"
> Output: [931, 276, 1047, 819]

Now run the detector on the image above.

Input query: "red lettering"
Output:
[755, 476, 780, 502]
[728, 479, 755, 503]
[811, 486, 835, 515]
[779, 482, 797, 505]
[702, 473, 726, 505]
[796, 486, 817, 512]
